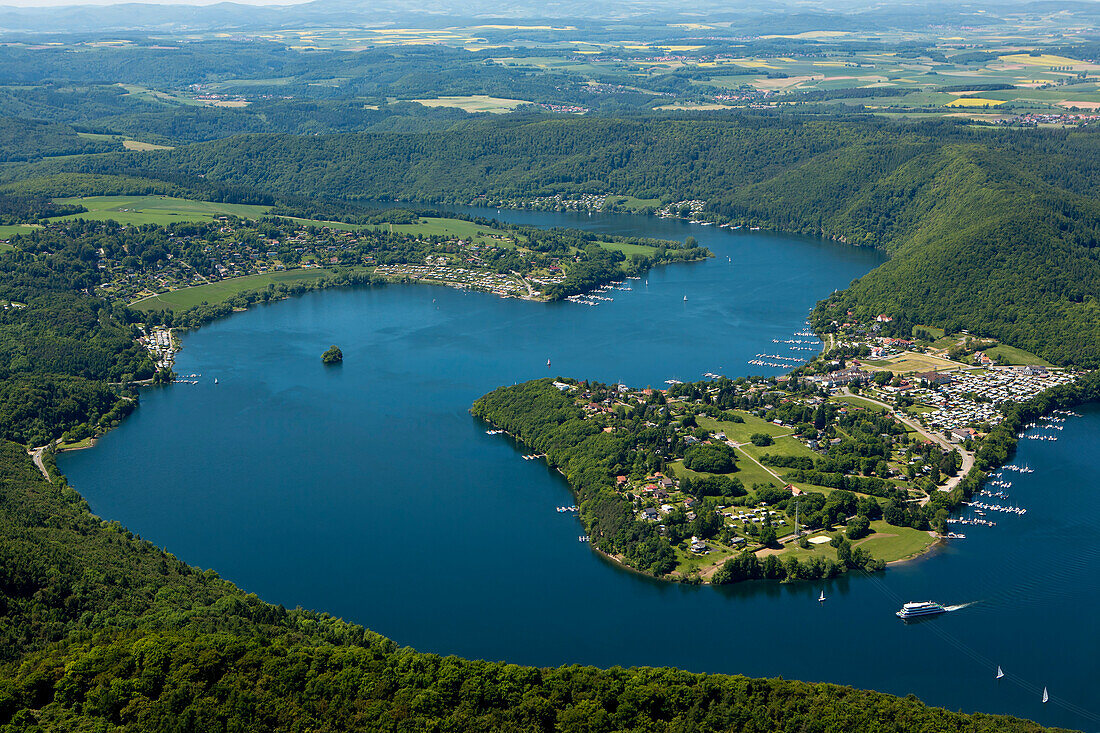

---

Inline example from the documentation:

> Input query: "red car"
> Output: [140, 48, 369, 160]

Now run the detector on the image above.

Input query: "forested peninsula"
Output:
[471, 370, 1100, 585]
[28, 116, 1100, 366]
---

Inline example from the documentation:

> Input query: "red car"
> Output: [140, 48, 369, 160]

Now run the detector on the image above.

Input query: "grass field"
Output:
[762, 520, 935, 564]
[410, 95, 532, 113]
[859, 351, 962, 374]
[364, 217, 513, 245]
[604, 195, 662, 211]
[831, 394, 889, 412]
[54, 196, 271, 226]
[0, 224, 38, 241]
[130, 266, 370, 311]
[984, 344, 1053, 367]
[855, 520, 938, 562]
[738, 435, 814, 462]
[596, 241, 659, 256]
[697, 412, 792, 443]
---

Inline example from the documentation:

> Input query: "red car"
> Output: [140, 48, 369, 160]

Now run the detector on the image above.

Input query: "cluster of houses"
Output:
[373, 264, 530, 298]
[94, 220, 377, 303]
[505, 193, 611, 211]
[922, 367, 1077, 432]
[655, 200, 707, 219]
[138, 326, 176, 370]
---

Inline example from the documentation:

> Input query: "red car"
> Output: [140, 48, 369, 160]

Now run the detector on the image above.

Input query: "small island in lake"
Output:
[321, 345, 343, 364]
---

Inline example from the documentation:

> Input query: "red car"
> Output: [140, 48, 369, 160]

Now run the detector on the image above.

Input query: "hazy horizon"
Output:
[1, 0, 311, 7]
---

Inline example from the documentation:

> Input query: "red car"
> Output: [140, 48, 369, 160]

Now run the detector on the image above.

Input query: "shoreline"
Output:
[51, 206, 1095, 593]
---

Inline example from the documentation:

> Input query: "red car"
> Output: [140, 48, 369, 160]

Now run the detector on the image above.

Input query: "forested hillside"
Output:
[35, 115, 1100, 365]
[0, 441, 1066, 732]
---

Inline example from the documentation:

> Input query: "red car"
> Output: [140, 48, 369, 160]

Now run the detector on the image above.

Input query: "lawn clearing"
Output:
[122, 140, 174, 151]
[596, 241, 659, 256]
[0, 224, 39, 241]
[854, 520, 938, 562]
[831, 394, 889, 412]
[129, 267, 370, 311]
[697, 411, 792, 443]
[53, 195, 271, 226]
[984, 344, 1053, 367]
[739, 435, 815, 462]
[410, 95, 532, 113]
[363, 217, 514, 246]
[859, 351, 962, 375]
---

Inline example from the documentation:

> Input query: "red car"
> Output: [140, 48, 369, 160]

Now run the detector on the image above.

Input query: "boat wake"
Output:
[944, 602, 978, 612]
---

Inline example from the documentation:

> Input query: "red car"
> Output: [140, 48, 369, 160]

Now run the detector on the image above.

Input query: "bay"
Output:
[59, 211, 1099, 731]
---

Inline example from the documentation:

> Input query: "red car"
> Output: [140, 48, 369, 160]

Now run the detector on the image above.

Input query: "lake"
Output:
[60, 210, 1099, 731]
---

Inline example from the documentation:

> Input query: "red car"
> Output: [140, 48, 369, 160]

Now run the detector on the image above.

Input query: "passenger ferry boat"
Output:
[896, 601, 947, 620]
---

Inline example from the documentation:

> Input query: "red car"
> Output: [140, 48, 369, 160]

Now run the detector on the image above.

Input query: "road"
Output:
[841, 387, 974, 499]
[29, 446, 50, 482]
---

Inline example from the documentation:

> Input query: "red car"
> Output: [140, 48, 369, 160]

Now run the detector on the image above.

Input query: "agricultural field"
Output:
[0, 224, 38, 241]
[52, 196, 271, 226]
[130, 266, 370, 311]
[410, 96, 533, 113]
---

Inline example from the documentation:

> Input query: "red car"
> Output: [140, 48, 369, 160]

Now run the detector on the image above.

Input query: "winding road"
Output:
[29, 446, 50, 482]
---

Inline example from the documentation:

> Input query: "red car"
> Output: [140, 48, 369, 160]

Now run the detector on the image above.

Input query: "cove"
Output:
[59, 213, 1099, 731]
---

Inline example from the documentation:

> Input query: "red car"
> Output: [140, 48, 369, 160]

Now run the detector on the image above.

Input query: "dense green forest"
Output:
[36, 115, 1099, 366]
[0, 440, 1069, 732]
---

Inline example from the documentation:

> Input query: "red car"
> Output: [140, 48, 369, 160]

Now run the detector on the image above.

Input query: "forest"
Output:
[0, 439, 1067, 732]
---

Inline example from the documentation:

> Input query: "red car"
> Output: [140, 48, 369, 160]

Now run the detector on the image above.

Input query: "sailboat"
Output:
[546, 358, 551, 368]
[683, 295, 688, 302]
[1042, 687, 1049, 704]
[996, 666, 1004, 680]
[214, 377, 218, 385]
[818, 589, 826, 603]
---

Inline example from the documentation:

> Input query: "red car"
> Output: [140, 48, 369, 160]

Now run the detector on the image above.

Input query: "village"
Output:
[807, 313, 1080, 435]
[539, 368, 956, 578]
[61, 216, 553, 307]
[515, 307, 1086, 580]
[372, 263, 535, 299]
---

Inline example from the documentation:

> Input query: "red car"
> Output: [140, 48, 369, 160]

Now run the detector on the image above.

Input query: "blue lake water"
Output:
[59, 210, 1100, 731]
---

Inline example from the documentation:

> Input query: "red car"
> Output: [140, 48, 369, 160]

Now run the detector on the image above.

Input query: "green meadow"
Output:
[130, 266, 371, 311]
[54, 195, 272, 225]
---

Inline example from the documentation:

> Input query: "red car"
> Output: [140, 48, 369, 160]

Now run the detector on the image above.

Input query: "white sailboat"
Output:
[996, 666, 1004, 680]
[547, 358, 551, 368]
[214, 377, 218, 385]
[1042, 687, 1049, 704]
[683, 295, 688, 302]
[818, 590, 826, 603]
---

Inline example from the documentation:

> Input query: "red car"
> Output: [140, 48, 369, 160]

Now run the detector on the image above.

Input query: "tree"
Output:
[846, 515, 871, 540]
[683, 444, 737, 473]
[750, 433, 774, 447]
[322, 345, 343, 364]
[758, 521, 779, 548]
